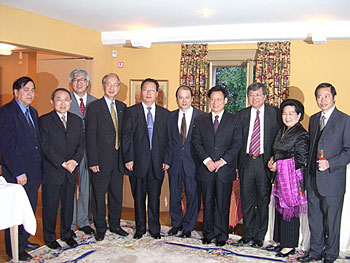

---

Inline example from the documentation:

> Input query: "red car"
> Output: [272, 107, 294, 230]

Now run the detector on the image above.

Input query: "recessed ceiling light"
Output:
[199, 8, 212, 18]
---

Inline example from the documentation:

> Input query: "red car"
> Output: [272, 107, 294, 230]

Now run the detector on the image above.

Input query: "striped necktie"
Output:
[249, 110, 260, 157]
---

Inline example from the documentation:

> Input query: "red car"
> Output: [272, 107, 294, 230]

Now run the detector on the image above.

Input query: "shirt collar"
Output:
[142, 102, 155, 110]
[15, 98, 29, 114]
[211, 110, 224, 120]
[56, 111, 67, 119]
[104, 96, 115, 106]
[322, 105, 335, 120]
[73, 92, 87, 103]
[179, 106, 193, 116]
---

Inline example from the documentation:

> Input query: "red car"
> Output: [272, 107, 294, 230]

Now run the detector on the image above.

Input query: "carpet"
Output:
[26, 221, 350, 263]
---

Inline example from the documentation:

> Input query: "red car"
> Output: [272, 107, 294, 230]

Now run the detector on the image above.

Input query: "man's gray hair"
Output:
[69, 69, 90, 83]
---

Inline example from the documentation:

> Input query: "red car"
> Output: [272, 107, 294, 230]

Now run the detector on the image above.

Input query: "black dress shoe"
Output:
[323, 259, 334, 263]
[110, 228, 128, 236]
[95, 232, 105, 241]
[181, 230, 191, 238]
[46, 241, 62, 249]
[25, 242, 40, 251]
[168, 226, 183, 236]
[61, 237, 78, 247]
[150, 232, 161, 239]
[202, 238, 212, 244]
[266, 244, 281, 250]
[71, 230, 77, 238]
[252, 239, 263, 248]
[276, 248, 295, 257]
[19, 251, 33, 261]
[297, 254, 322, 262]
[79, 226, 95, 235]
[133, 232, 144, 239]
[215, 240, 226, 247]
[238, 237, 252, 244]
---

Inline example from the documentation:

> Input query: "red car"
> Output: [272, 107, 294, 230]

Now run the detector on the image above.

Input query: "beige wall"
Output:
[0, 4, 114, 96]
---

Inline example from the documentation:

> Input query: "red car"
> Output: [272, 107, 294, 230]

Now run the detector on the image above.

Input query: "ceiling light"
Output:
[0, 43, 16, 55]
[199, 8, 212, 18]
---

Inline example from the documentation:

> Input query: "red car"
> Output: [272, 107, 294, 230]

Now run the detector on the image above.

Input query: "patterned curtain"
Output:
[180, 44, 209, 111]
[255, 41, 290, 107]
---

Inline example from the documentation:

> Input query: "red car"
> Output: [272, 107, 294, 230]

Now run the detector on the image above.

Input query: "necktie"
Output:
[213, 115, 219, 132]
[249, 110, 260, 157]
[61, 115, 67, 129]
[181, 113, 187, 144]
[110, 101, 119, 150]
[79, 98, 85, 116]
[25, 108, 35, 130]
[320, 115, 326, 131]
[147, 107, 154, 150]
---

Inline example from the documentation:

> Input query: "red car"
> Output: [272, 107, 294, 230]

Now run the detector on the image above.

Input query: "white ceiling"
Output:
[2, 0, 350, 46]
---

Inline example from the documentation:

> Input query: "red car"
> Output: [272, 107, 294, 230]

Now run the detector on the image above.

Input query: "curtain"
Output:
[255, 41, 290, 107]
[180, 44, 209, 111]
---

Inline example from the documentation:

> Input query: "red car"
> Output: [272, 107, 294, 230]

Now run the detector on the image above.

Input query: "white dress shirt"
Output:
[142, 102, 156, 122]
[178, 106, 193, 137]
[321, 105, 336, 127]
[73, 92, 87, 106]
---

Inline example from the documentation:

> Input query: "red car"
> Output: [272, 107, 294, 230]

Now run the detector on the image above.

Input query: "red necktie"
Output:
[249, 110, 260, 157]
[80, 98, 85, 115]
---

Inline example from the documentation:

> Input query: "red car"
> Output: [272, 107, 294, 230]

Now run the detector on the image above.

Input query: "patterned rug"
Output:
[26, 221, 350, 263]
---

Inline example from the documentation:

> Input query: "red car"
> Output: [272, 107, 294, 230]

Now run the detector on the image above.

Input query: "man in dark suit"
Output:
[122, 78, 171, 240]
[86, 73, 127, 241]
[192, 85, 242, 247]
[298, 83, 350, 263]
[236, 82, 281, 247]
[68, 69, 96, 236]
[0, 77, 43, 261]
[39, 88, 85, 249]
[167, 85, 204, 238]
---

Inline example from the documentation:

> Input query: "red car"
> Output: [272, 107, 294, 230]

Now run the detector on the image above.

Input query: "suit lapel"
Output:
[137, 103, 149, 135]
[12, 100, 37, 133]
[207, 113, 215, 135]
[115, 100, 123, 134]
[242, 107, 251, 146]
[51, 111, 66, 131]
[172, 109, 182, 144]
[100, 98, 115, 131]
[263, 105, 271, 150]
[70, 93, 83, 118]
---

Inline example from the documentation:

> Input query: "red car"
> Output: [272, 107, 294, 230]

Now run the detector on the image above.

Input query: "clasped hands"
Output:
[205, 159, 225, 173]
[62, 159, 78, 173]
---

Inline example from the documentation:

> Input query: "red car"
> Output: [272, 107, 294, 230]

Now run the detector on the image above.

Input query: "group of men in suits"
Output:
[1, 73, 349, 262]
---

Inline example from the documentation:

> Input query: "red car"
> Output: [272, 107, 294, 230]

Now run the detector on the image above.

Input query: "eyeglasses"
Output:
[72, 78, 87, 83]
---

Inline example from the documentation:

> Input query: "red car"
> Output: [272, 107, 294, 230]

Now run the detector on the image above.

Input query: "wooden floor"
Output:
[0, 193, 242, 263]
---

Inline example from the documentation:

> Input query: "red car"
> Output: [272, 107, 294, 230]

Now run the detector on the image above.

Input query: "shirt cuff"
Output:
[203, 157, 212, 165]
[220, 158, 227, 165]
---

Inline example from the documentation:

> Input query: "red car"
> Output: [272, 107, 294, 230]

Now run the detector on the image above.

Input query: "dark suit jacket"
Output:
[168, 107, 204, 178]
[236, 104, 281, 180]
[307, 107, 350, 196]
[0, 99, 43, 185]
[192, 111, 242, 183]
[85, 97, 126, 174]
[122, 103, 171, 180]
[39, 111, 85, 185]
